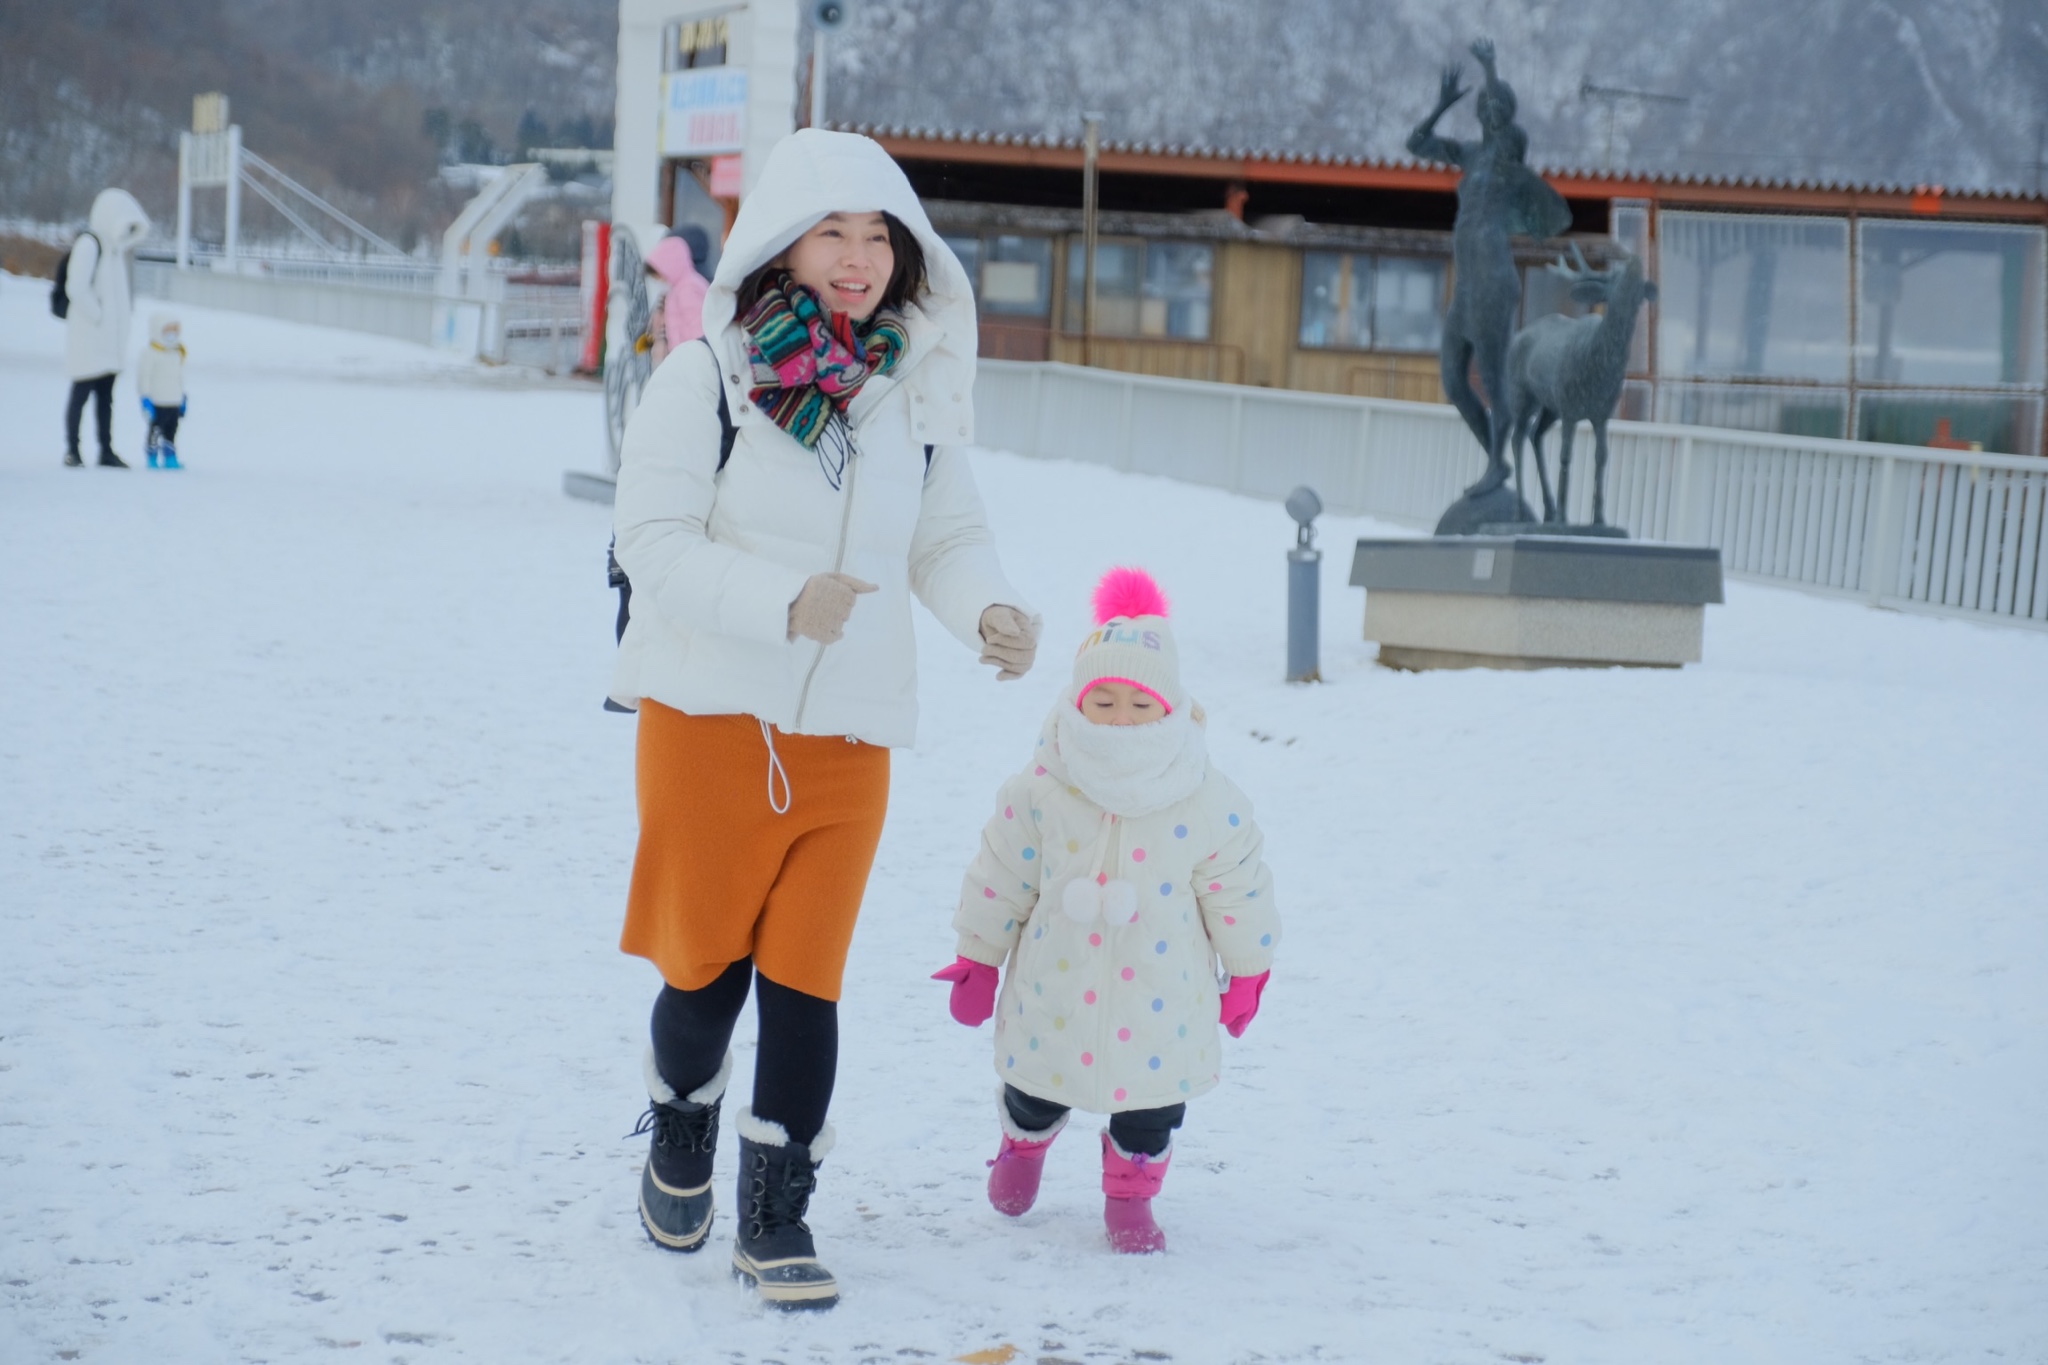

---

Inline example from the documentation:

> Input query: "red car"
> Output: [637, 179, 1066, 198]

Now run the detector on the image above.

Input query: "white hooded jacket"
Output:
[609, 130, 1028, 747]
[65, 189, 151, 382]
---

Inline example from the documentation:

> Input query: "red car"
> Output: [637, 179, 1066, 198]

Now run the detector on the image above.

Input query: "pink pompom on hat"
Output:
[1072, 567, 1185, 713]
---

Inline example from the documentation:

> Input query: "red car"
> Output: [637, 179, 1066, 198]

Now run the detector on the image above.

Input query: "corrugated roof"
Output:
[822, 0, 2048, 200]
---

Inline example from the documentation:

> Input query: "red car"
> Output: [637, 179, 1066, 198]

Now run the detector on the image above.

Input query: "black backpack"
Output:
[602, 340, 935, 710]
[48, 232, 98, 320]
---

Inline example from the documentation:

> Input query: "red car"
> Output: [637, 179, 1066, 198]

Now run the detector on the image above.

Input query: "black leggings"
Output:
[1004, 1083, 1185, 1158]
[149, 407, 181, 445]
[65, 374, 115, 458]
[650, 958, 836, 1146]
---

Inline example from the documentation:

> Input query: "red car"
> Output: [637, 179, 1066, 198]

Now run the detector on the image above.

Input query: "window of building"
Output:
[1654, 381, 1849, 440]
[1063, 238, 1214, 339]
[980, 235, 1053, 316]
[943, 233, 1053, 318]
[1298, 252, 1445, 352]
[1519, 259, 1590, 329]
[1611, 202, 1653, 375]
[1656, 212, 1851, 383]
[942, 234, 982, 298]
[1855, 391, 2044, 455]
[1856, 221, 2046, 389]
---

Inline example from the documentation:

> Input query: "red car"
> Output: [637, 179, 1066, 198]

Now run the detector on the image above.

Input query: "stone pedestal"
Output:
[1349, 535, 1724, 670]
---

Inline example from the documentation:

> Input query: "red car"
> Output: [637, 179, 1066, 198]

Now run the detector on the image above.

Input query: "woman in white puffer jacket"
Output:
[61, 187, 150, 467]
[610, 129, 1037, 1310]
[937, 569, 1281, 1255]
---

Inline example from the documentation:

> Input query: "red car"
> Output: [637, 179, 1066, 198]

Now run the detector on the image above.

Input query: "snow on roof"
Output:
[823, 0, 2048, 200]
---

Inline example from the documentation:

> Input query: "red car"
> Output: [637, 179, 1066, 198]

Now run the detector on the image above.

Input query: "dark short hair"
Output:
[736, 211, 927, 318]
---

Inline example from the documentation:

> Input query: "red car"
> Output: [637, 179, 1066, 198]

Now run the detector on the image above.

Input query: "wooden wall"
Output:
[1040, 234, 1451, 404]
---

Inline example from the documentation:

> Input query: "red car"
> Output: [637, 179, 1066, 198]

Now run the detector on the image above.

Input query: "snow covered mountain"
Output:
[0, 0, 616, 240]
[830, 0, 2048, 195]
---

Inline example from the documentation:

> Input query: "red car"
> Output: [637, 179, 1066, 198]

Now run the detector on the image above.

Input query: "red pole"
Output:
[579, 219, 611, 375]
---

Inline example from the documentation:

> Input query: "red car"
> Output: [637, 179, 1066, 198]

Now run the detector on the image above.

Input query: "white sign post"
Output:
[177, 93, 242, 269]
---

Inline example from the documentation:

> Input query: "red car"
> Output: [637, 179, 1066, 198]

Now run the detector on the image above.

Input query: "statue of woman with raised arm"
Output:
[1407, 39, 1573, 532]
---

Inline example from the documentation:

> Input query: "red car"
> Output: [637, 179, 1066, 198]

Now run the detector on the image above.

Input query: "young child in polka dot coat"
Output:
[932, 568, 1278, 1253]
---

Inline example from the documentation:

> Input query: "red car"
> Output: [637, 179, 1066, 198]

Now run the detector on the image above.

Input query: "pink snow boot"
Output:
[987, 1104, 1067, 1217]
[1100, 1131, 1172, 1254]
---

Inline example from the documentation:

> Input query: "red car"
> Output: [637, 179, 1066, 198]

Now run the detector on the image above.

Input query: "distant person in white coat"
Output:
[61, 188, 151, 468]
[136, 313, 189, 469]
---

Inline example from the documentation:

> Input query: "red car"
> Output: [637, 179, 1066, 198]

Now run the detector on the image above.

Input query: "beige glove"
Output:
[977, 604, 1042, 681]
[788, 573, 879, 644]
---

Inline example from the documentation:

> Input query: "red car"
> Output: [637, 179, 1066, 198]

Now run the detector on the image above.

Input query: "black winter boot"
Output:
[632, 1049, 730, 1252]
[731, 1109, 838, 1309]
[97, 450, 129, 468]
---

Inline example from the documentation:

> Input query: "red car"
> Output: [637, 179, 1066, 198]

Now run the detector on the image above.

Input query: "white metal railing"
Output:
[133, 258, 584, 369]
[135, 258, 443, 347]
[974, 360, 2048, 630]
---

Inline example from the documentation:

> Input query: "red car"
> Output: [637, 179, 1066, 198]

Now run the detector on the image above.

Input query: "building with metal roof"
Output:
[619, 0, 2048, 453]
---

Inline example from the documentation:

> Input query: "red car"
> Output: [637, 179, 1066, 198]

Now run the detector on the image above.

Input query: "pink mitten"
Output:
[1218, 971, 1270, 1038]
[931, 957, 999, 1026]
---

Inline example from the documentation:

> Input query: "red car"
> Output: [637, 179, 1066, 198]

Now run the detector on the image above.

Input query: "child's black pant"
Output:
[65, 374, 115, 458]
[149, 407, 181, 446]
[649, 957, 835, 1146]
[1004, 1083, 1185, 1158]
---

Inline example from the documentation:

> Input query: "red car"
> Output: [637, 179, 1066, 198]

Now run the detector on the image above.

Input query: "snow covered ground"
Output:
[3, 273, 2045, 1365]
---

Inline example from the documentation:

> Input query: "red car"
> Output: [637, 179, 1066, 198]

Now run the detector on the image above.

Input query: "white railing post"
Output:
[1862, 454, 1903, 604]
[1352, 403, 1375, 516]
[1027, 365, 1044, 458]
[1671, 432, 1697, 543]
[1117, 376, 1136, 472]
[1226, 390, 1245, 493]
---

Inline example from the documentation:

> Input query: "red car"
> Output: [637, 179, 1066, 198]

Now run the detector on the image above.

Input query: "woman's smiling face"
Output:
[781, 212, 895, 320]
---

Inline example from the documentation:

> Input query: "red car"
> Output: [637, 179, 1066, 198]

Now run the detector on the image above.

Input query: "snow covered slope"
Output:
[2, 274, 2044, 1364]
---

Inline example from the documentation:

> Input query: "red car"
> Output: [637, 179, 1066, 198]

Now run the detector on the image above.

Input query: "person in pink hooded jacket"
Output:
[645, 227, 711, 364]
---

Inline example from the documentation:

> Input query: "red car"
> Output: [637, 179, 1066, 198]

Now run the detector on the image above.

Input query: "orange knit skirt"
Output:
[620, 702, 891, 1002]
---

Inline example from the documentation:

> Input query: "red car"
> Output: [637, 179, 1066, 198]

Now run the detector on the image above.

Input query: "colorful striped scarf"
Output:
[741, 272, 907, 486]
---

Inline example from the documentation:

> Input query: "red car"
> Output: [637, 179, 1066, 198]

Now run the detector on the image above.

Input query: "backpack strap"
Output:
[704, 337, 738, 472]
[72, 231, 101, 288]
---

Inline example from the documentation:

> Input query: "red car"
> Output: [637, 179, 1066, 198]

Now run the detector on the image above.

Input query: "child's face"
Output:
[780, 212, 893, 320]
[1081, 681, 1166, 727]
[163, 325, 180, 345]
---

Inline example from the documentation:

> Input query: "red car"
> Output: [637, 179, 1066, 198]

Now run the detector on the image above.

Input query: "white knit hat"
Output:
[1071, 567, 1184, 713]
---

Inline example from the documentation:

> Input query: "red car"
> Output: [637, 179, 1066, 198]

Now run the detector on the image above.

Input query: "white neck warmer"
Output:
[1050, 702, 1208, 818]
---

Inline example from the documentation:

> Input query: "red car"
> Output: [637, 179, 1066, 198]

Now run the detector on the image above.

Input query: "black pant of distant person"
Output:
[64, 373, 117, 465]
[149, 406, 182, 448]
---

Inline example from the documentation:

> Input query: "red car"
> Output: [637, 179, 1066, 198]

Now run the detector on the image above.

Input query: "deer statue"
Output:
[1504, 244, 1658, 529]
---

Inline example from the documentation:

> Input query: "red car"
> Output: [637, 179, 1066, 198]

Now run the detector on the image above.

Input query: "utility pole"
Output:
[1579, 79, 1688, 172]
[1082, 112, 1102, 366]
[809, 30, 828, 129]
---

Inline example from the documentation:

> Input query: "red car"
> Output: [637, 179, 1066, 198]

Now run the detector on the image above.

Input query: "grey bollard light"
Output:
[1285, 485, 1322, 682]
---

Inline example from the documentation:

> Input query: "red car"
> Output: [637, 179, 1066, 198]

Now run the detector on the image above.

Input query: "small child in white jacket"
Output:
[934, 567, 1279, 1254]
[136, 313, 188, 469]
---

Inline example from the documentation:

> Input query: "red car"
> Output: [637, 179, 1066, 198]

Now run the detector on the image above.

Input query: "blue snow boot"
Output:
[731, 1109, 839, 1310]
[160, 444, 182, 470]
[632, 1049, 729, 1253]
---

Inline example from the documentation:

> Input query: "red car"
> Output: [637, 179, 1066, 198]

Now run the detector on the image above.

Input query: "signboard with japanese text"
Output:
[659, 67, 748, 157]
[663, 12, 731, 70]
